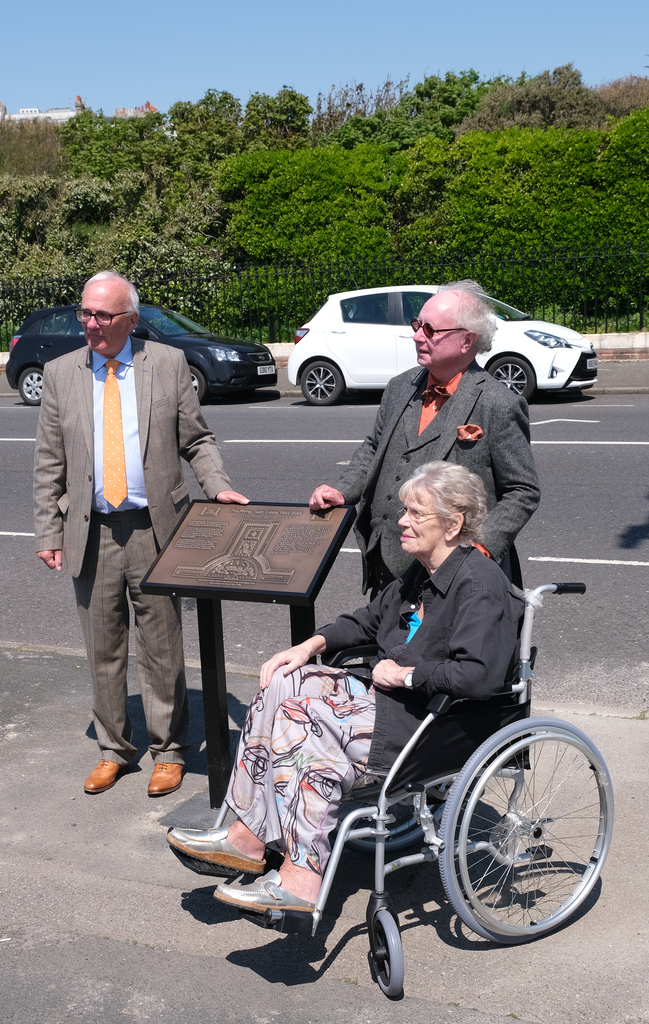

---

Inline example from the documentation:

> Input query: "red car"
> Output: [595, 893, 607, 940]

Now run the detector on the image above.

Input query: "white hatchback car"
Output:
[287, 284, 599, 405]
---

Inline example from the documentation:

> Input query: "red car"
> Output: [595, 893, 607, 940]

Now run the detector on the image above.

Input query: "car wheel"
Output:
[18, 367, 44, 406]
[189, 367, 207, 403]
[301, 361, 345, 406]
[487, 356, 536, 401]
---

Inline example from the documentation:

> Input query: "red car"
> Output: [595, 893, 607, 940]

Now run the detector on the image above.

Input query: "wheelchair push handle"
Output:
[519, 581, 587, 679]
[551, 582, 586, 595]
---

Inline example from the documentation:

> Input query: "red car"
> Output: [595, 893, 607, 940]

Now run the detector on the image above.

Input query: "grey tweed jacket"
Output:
[335, 361, 540, 587]
[33, 338, 232, 578]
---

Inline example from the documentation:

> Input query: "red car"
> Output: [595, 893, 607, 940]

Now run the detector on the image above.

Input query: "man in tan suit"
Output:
[34, 271, 248, 796]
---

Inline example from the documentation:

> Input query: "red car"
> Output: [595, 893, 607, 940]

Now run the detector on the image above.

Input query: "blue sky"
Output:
[1, 0, 647, 115]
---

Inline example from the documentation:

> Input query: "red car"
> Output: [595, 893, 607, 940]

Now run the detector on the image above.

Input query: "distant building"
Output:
[0, 96, 88, 124]
[113, 100, 157, 119]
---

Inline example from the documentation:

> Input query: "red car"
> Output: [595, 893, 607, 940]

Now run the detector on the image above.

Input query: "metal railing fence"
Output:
[1, 245, 647, 350]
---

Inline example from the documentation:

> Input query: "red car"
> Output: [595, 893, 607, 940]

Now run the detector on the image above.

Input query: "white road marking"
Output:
[340, 548, 361, 553]
[0, 531, 35, 537]
[0, 437, 36, 441]
[223, 439, 363, 443]
[531, 418, 599, 425]
[529, 556, 649, 566]
[532, 440, 649, 445]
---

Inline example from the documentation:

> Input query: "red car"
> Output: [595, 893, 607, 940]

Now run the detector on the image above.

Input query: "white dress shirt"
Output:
[91, 338, 147, 512]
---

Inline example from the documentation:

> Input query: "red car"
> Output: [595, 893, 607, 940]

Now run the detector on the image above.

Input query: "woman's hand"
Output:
[259, 635, 327, 689]
[372, 659, 415, 691]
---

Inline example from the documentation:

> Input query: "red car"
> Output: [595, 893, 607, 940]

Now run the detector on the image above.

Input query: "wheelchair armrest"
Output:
[323, 645, 379, 669]
[426, 693, 452, 715]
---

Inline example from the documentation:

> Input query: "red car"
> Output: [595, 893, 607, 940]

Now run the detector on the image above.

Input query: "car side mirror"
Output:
[131, 326, 150, 340]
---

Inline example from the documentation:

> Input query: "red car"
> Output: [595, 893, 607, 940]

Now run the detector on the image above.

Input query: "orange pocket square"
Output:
[457, 423, 484, 441]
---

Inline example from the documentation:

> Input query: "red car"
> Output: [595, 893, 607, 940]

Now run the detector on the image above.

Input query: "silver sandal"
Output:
[167, 825, 266, 875]
[214, 870, 315, 914]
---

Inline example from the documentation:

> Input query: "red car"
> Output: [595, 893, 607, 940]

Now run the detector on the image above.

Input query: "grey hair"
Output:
[437, 279, 496, 353]
[399, 460, 486, 544]
[83, 270, 139, 313]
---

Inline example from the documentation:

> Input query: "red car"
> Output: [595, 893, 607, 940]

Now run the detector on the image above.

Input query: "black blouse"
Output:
[317, 545, 524, 771]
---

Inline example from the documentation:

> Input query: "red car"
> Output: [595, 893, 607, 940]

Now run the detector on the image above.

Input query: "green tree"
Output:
[241, 87, 312, 150]
[457, 64, 605, 134]
[59, 110, 172, 179]
[311, 77, 410, 145]
[167, 90, 243, 174]
[324, 71, 496, 151]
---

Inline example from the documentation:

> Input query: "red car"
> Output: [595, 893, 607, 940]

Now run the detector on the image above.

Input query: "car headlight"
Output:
[524, 330, 572, 349]
[209, 345, 241, 362]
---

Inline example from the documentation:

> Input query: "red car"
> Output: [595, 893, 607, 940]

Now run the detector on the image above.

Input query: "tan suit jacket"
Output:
[33, 337, 231, 577]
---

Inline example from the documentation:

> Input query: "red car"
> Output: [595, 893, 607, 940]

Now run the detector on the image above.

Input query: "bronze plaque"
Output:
[141, 500, 356, 605]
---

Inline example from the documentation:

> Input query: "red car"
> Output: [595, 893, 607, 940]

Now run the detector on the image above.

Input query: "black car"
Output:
[6, 305, 277, 405]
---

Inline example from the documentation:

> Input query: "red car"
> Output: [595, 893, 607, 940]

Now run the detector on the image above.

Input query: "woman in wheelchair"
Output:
[167, 461, 524, 916]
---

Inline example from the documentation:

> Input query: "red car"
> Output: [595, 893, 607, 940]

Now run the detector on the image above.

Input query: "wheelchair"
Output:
[208, 582, 614, 998]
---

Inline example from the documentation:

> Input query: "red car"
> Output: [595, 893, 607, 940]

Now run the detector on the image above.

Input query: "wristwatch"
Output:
[403, 671, 414, 689]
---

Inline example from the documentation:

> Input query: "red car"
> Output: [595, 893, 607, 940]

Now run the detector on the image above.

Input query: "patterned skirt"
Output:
[226, 665, 376, 875]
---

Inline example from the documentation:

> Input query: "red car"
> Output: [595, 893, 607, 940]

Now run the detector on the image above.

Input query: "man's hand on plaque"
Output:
[216, 490, 250, 504]
[309, 485, 345, 511]
[260, 636, 328, 689]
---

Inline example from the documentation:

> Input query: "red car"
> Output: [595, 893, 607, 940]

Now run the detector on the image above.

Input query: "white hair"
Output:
[437, 279, 496, 354]
[83, 270, 139, 313]
[399, 460, 487, 544]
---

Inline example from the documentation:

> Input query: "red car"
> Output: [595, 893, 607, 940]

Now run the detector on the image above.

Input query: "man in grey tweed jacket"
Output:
[34, 271, 248, 797]
[310, 283, 540, 594]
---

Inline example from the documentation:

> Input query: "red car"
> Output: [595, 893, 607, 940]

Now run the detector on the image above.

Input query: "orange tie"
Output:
[103, 359, 128, 508]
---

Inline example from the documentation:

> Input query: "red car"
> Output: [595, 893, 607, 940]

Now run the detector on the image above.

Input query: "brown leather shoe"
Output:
[84, 759, 127, 794]
[148, 762, 183, 796]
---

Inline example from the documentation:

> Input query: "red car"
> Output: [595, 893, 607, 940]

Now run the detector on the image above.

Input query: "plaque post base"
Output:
[196, 598, 231, 808]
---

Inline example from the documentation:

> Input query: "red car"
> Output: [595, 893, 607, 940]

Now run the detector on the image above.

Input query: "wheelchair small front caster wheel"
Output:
[370, 908, 404, 997]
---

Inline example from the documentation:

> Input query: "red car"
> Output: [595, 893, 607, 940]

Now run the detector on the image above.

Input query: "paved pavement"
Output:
[1, 649, 647, 1023]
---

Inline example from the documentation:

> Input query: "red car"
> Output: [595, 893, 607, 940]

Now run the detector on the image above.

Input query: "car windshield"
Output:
[139, 307, 212, 336]
[483, 296, 532, 321]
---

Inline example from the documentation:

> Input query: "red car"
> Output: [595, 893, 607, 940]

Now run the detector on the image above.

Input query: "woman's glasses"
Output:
[400, 505, 438, 523]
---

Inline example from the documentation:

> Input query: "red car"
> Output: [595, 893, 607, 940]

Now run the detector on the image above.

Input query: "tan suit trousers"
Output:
[73, 508, 188, 767]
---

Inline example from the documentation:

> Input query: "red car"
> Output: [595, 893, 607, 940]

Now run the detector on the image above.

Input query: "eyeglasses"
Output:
[75, 308, 130, 326]
[410, 318, 466, 340]
[400, 505, 438, 523]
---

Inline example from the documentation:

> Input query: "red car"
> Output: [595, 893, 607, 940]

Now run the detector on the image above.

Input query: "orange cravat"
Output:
[103, 359, 128, 508]
[418, 370, 464, 435]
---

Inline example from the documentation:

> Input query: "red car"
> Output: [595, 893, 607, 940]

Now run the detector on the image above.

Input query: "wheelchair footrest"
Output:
[168, 845, 240, 878]
[238, 907, 314, 937]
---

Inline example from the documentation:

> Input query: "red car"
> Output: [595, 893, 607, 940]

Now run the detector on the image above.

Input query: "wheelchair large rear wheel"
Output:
[438, 717, 614, 944]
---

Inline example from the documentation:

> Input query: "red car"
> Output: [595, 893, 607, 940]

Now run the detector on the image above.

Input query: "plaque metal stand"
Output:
[141, 501, 356, 806]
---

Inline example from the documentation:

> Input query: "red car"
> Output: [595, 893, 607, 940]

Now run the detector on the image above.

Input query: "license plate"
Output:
[257, 365, 274, 375]
[587, 357, 598, 369]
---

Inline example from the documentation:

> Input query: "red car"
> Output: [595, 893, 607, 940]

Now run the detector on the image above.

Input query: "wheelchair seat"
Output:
[325, 643, 533, 791]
